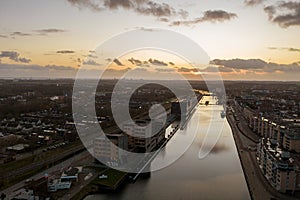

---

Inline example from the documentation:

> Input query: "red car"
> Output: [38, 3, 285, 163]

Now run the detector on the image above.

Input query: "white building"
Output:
[123, 119, 165, 152]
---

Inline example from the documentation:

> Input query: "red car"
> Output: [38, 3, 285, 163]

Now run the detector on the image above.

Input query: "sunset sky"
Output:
[0, 0, 300, 80]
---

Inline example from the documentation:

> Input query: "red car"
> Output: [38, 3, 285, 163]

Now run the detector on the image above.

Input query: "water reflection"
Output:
[202, 143, 229, 154]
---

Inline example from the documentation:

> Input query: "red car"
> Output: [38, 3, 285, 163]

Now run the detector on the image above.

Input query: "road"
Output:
[1, 150, 91, 199]
[2, 145, 84, 179]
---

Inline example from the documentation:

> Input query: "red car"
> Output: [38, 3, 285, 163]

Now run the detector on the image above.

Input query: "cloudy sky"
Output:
[0, 0, 300, 80]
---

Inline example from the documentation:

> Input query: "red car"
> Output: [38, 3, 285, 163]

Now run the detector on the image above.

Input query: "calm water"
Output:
[85, 96, 250, 200]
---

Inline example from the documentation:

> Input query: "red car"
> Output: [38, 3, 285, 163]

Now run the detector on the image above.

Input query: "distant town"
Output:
[0, 79, 300, 200]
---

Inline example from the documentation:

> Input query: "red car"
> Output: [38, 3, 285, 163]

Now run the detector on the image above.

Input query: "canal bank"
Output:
[226, 111, 258, 200]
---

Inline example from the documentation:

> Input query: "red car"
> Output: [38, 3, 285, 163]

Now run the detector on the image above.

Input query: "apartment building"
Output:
[257, 138, 300, 193]
[94, 133, 128, 165]
[123, 119, 165, 152]
[249, 115, 300, 153]
[283, 131, 300, 153]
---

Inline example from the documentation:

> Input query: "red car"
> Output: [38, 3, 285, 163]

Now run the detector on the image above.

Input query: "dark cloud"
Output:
[201, 10, 237, 22]
[56, 50, 75, 54]
[202, 66, 234, 73]
[10, 32, 31, 37]
[135, 1, 175, 17]
[177, 67, 197, 73]
[265, 62, 300, 73]
[126, 57, 177, 68]
[128, 57, 143, 65]
[129, 57, 176, 67]
[83, 59, 102, 66]
[113, 58, 124, 66]
[44, 64, 75, 71]
[128, 57, 150, 67]
[5, 29, 67, 38]
[244, 0, 265, 6]
[217, 66, 234, 72]
[148, 58, 168, 66]
[287, 48, 300, 52]
[104, 0, 133, 9]
[264, 1, 300, 28]
[101, 0, 177, 17]
[67, 0, 103, 11]
[171, 10, 237, 26]
[35, 28, 67, 35]
[67, 0, 189, 21]
[18, 57, 32, 63]
[264, 5, 276, 20]
[268, 47, 300, 52]
[0, 51, 19, 61]
[211, 58, 300, 73]
[0, 51, 31, 63]
[211, 59, 266, 69]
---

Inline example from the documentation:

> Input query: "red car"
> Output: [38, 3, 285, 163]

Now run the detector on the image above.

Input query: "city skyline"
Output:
[0, 0, 300, 80]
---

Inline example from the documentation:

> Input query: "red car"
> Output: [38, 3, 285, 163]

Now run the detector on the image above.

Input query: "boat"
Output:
[220, 110, 226, 118]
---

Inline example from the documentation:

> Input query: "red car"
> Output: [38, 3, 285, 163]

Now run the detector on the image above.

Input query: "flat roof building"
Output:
[123, 119, 165, 153]
[94, 133, 128, 166]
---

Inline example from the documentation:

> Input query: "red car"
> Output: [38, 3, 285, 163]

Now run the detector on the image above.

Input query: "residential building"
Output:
[257, 138, 300, 193]
[283, 131, 300, 153]
[123, 119, 165, 152]
[94, 133, 128, 165]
